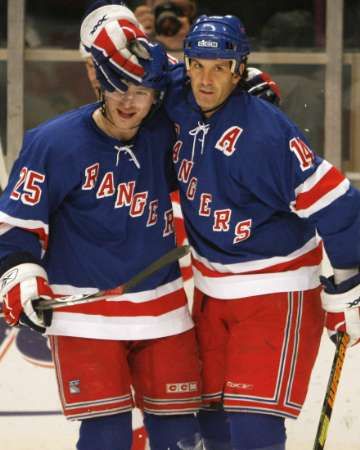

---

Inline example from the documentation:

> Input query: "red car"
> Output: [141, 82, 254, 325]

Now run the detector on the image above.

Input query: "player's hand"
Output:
[320, 273, 360, 347]
[90, 18, 151, 87]
[245, 67, 281, 106]
[0, 263, 54, 333]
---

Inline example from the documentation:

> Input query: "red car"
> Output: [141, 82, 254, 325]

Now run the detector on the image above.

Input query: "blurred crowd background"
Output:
[1, 0, 360, 172]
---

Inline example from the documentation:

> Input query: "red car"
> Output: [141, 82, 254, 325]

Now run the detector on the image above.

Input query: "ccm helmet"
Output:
[184, 15, 250, 73]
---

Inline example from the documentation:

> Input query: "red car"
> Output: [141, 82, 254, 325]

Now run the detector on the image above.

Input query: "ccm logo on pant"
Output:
[166, 382, 198, 393]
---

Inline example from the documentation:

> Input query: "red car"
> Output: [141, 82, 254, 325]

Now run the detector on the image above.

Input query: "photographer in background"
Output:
[129, 0, 156, 35]
[131, 0, 197, 50]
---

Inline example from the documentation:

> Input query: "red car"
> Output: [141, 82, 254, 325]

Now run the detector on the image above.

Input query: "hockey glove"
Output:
[245, 67, 281, 106]
[320, 272, 360, 347]
[90, 18, 150, 91]
[0, 263, 54, 333]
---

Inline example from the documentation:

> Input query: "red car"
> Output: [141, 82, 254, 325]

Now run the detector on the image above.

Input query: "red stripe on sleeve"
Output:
[295, 166, 345, 211]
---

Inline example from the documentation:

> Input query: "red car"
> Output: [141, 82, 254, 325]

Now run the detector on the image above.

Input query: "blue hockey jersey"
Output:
[164, 64, 360, 299]
[0, 103, 193, 339]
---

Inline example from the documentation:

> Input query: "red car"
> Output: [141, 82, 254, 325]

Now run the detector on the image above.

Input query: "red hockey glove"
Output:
[91, 18, 148, 81]
[80, 3, 149, 86]
[245, 67, 281, 106]
[0, 263, 54, 333]
[320, 272, 360, 347]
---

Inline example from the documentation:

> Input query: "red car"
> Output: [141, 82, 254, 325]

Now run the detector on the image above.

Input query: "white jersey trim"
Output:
[0, 211, 48, 236]
[191, 236, 320, 274]
[294, 160, 332, 194]
[193, 265, 320, 299]
[46, 305, 194, 340]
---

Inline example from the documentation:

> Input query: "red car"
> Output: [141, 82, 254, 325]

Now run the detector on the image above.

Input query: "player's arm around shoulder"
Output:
[162, 61, 188, 111]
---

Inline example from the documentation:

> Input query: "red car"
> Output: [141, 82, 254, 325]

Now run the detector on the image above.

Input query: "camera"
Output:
[154, 2, 185, 37]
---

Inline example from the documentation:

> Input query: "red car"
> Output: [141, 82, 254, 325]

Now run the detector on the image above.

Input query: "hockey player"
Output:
[170, 65, 281, 287]
[0, 5, 204, 450]
[102, 12, 360, 450]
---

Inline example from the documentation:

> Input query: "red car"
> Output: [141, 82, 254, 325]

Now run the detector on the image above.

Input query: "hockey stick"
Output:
[313, 331, 350, 450]
[34, 245, 190, 311]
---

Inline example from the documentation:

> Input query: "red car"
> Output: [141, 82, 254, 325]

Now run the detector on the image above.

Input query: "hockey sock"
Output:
[76, 412, 132, 450]
[197, 409, 232, 450]
[228, 412, 286, 450]
[143, 412, 203, 449]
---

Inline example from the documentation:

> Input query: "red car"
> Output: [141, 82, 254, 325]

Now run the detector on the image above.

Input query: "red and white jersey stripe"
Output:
[47, 277, 193, 340]
[0, 211, 49, 251]
[191, 237, 322, 299]
[291, 160, 350, 218]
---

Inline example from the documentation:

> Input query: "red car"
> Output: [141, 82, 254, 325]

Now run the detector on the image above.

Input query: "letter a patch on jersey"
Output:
[215, 126, 243, 156]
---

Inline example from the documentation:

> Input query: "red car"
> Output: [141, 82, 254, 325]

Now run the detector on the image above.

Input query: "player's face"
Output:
[187, 58, 241, 116]
[104, 84, 156, 131]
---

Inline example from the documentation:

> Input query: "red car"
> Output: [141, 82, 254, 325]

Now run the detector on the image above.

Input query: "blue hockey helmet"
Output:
[91, 38, 170, 95]
[183, 15, 250, 73]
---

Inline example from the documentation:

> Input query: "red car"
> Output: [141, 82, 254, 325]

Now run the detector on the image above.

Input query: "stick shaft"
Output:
[35, 245, 190, 311]
[122, 245, 189, 292]
[313, 332, 349, 450]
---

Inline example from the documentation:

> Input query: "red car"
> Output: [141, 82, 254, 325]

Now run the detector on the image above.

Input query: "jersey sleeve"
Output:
[235, 111, 360, 269]
[164, 62, 188, 120]
[0, 226, 43, 266]
[0, 127, 79, 257]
